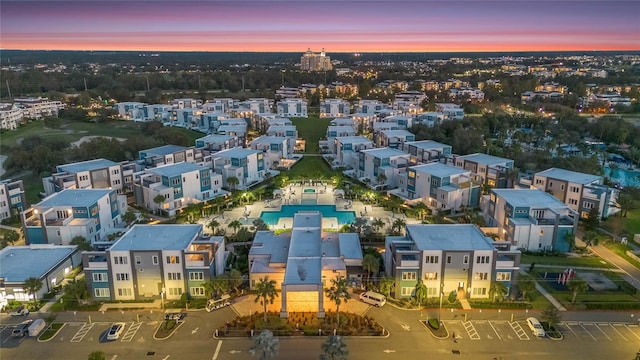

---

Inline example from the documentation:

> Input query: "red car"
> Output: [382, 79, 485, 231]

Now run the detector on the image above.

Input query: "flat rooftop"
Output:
[405, 140, 450, 150]
[140, 145, 189, 157]
[57, 158, 118, 174]
[0, 245, 77, 283]
[38, 189, 112, 207]
[335, 136, 372, 145]
[493, 189, 568, 208]
[250, 231, 290, 264]
[197, 134, 232, 143]
[535, 167, 602, 185]
[250, 136, 288, 145]
[411, 163, 468, 178]
[109, 224, 201, 251]
[459, 153, 512, 166]
[406, 224, 495, 251]
[213, 147, 259, 158]
[150, 162, 205, 178]
[338, 233, 363, 260]
[381, 129, 414, 137]
[360, 147, 407, 159]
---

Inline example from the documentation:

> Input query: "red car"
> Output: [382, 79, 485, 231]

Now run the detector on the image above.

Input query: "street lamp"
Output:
[438, 290, 444, 325]
[161, 286, 166, 310]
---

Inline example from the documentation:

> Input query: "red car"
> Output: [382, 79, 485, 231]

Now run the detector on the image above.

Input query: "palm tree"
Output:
[371, 218, 385, 234]
[376, 173, 387, 187]
[204, 277, 227, 299]
[504, 166, 520, 188]
[391, 218, 406, 235]
[70, 236, 93, 251]
[208, 219, 220, 235]
[617, 193, 637, 217]
[248, 329, 279, 360]
[64, 279, 89, 305]
[540, 304, 562, 329]
[518, 275, 536, 301]
[568, 278, 589, 304]
[489, 282, 508, 303]
[254, 276, 277, 323]
[228, 220, 242, 235]
[153, 194, 166, 214]
[320, 335, 349, 360]
[582, 231, 598, 247]
[413, 202, 429, 221]
[564, 231, 576, 252]
[24, 277, 43, 303]
[379, 276, 395, 298]
[325, 277, 350, 327]
[414, 280, 427, 306]
[361, 254, 379, 286]
[227, 176, 240, 191]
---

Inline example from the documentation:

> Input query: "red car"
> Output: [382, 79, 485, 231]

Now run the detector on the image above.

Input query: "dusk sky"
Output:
[1, 0, 639, 52]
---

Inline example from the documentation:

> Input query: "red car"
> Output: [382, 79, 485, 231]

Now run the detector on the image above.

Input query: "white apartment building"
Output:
[403, 140, 452, 164]
[0, 179, 27, 220]
[356, 148, 412, 190]
[331, 136, 374, 169]
[300, 48, 332, 72]
[376, 129, 416, 149]
[320, 99, 351, 118]
[14, 97, 65, 120]
[171, 98, 202, 109]
[113, 102, 145, 120]
[449, 87, 485, 101]
[42, 158, 137, 197]
[249, 136, 293, 169]
[0, 103, 23, 130]
[435, 103, 464, 120]
[276, 98, 308, 118]
[211, 148, 266, 190]
[354, 100, 388, 114]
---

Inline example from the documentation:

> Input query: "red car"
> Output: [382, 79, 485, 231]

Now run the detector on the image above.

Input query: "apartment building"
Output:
[203, 98, 237, 113]
[326, 126, 356, 146]
[393, 163, 480, 211]
[375, 129, 415, 149]
[403, 140, 452, 164]
[141, 104, 172, 122]
[530, 168, 616, 219]
[83, 224, 225, 301]
[413, 112, 445, 127]
[113, 102, 145, 120]
[483, 189, 578, 252]
[249, 136, 293, 169]
[349, 113, 377, 133]
[139, 145, 199, 168]
[300, 48, 332, 72]
[320, 99, 351, 118]
[170, 107, 203, 128]
[356, 148, 412, 190]
[266, 125, 298, 139]
[42, 158, 137, 197]
[21, 189, 127, 248]
[14, 97, 65, 120]
[435, 103, 464, 120]
[0, 179, 27, 220]
[216, 124, 248, 144]
[0, 103, 24, 130]
[276, 98, 308, 118]
[195, 134, 240, 154]
[385, 224, 520, 300]
[211, 148, 266, 190]
[171, 98, 202, 109]
[237, 98, 273, 114]
[330, 118, 355, 127]
[447, 153, 515, 189]
[331, 136, 375, 169]
[354, 100, 388, 114]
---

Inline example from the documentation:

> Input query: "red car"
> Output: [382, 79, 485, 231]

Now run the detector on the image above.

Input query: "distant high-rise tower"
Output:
[300, 48, 332, 72]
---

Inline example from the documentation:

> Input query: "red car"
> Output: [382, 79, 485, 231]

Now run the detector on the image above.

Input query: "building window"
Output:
[583, 202, 594, 209]
[116, 273, 130, 281]
[474, 272, 488, 280]
[117, 288, 132, 297]
[425, 256, 439, 264]
[113, 256, 128, 265]
[446, 255, 452, 264]
[401, 287, 414, 296]
[496, 272, 511, 281]
[463, 255, 469, 264]
[189, 272, 204, 281]
[135, 256, 141, 265]
[424, 272, 438, 280]
[168, 288, 183, 296]
[152, 256, 159, 265]
[166, 256, 180, 264]
[476, 256, 490, 264]
[402, 272, 416, 281]
[167, 273, 181, 280]
[472, 288, 487, 296]
[571, 186, 580, 193]
[92, 273, 107, 282]
[94, 288, 110, 297]
[190, 287, 205, 296]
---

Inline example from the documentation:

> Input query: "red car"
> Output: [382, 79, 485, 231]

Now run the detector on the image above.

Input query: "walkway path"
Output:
[519, 269, 567, 311]
[588, 243, 640, 291]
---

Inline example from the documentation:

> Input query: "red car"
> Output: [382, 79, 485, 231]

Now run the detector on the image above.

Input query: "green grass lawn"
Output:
[603, 242, 640, 269]
[602, 208, 640, 238]
[285, 156, 338, 180]
[521, 254, 614, 268]
[290, 116, 331, 154]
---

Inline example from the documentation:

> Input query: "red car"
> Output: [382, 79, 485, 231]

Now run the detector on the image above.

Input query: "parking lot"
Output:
[50, 320, 155, 343]
[558, 321, 640, 342]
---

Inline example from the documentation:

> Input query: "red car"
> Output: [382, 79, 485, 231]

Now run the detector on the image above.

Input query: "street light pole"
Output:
[438, 291, 443, 325]
[161, 287, 165, 310]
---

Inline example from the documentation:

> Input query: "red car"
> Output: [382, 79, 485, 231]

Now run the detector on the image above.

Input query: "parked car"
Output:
[526, 317, 546, 337]
[164, 312, 187, 321]
[106, 322, 126, 340]
[11, 320, 33, 337]
[10, 306, 29, 317]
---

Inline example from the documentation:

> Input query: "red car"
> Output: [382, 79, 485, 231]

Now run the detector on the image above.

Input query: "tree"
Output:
[122, 210, 137, 225]
[254, 276, 277, 323]
[564, 231, 575, 252]
[413, 202, 429, 221]
[361, 254, 379, 285]
[228, 220, 243, 235]
[617, 193, 637, 218]
[371, 218, 385, 234]
[414, 280, 427, 306]
[248, 329, 279, 360]
[229, 269, 243, 293]
[204, 277, 227, 299]
[227, 176, 239, 191]
[489, 282, 508, 303]
[376, 173, 387, 186]
[88, 351, 106, 360]
[24, 277, 43, 302]
[65, 279, 89, 305]
[582, 231, 598, 247]
[540, 305, 562, 329]
[70, 236, 93, 251]
[253, 218, 269, 231]
[568, 278, 589, 304]
[208, 219, 220, 235]
[391, 218, 406, 235]
[320, 335, 349, 360]
[584, 207, 600, 231]
[325, 276, 350, 327]
[518, 275, 536, 301]
[379, 276, 395, 298]
[1, 229, 19, 248]
[153, 194, 166, 213]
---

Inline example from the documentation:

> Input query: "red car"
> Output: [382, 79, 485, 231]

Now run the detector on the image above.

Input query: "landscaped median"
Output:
[154, 312, 187, 340]
[38, 323, 65, 342]
[420, 319, 449, 339]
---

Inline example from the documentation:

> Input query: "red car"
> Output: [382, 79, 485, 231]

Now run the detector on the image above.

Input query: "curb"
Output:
[419, 320, 449, 340]
[37, 323, 66, 343]
[153, 320, 185, 340]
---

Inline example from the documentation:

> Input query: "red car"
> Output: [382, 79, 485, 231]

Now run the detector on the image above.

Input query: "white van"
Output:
[206, 294, 231, 312]
[359, 291, 386, 307]
[526, 317, 546, 337]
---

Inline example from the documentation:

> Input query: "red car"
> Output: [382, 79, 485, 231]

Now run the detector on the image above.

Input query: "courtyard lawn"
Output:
[521, 254, 614, 269]
[286, 156, 337, 180]
[602, 208, 640, 241]
[291, 116, 331, 154]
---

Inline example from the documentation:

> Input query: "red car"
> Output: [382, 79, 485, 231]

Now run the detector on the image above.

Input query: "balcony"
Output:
[496, 260, 515, 268]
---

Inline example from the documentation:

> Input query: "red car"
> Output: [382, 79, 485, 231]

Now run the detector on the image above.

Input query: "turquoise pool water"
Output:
[260, 205, 356, 225]
[606, 167, 640, 187]
[303, 188, 316, 193]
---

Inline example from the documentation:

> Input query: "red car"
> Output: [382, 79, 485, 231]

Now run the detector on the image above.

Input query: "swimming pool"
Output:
[303, 188, 316, 193]
[605, 167, 640, 187]
[260, 205, 356, 225]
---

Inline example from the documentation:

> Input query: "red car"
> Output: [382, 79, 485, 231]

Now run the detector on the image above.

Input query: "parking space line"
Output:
[462, 321, 480, 340]
[595, 324, 612, 341]
[624, 325, 640, 340]
[121, 322, 141, 342]
[70, 323, 94, 342]
[560, 322, 580, 340]
[579, 322, 597, 341]
[609, 323, 628, 342]
[488, 321, 502, 340]
[509, 321, 530, 340]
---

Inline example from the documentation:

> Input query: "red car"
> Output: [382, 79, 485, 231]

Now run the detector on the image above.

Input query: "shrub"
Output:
[428, 318, 440, 330]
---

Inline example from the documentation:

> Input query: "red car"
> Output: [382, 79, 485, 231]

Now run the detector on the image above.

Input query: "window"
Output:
[189, 272, 204, 281]
[570, 186, 580, 193]
[168, 288, 183, 296]
[117, 288, 132, 297]
[190, 287, 205, 296]
[496, 272, 511, 281]
[401, 287, 414, 296]
[476, 256, 490, 264]
[474, 272, 488, 280]
[446, 256, 452, 264]
[173, 188, 181, 195]
[463, 255, 469, 264]
[171, 179, 180, 186]
[167, 273, 181, 280]
[152, 256, 159, 265]
[166, 256, 180, 264]
[560, 184, 565, 190]
[472, 288, 487, 296]
[583, 202, 594, 209]
[116, 273, 130, 281]
[135, 256, 141, 265]
[569, 199, 578, 205]
[424, 272, 438, 280]
[425, 256, 439, 264]
[114, 256, 128, 265]
[427, 287, 438, 296]
[92, 273, 107, 282]
[402, 272, 416, 281]
[94, 288, 110, 297]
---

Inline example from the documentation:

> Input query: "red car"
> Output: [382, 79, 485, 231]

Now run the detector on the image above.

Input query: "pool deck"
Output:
[199, 184, 421, 232]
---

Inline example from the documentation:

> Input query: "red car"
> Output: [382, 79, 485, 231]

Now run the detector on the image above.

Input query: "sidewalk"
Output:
[519, 269, 567, 311]
[98, 299, 163, 312]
